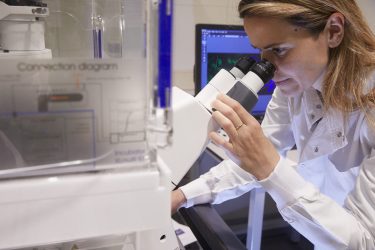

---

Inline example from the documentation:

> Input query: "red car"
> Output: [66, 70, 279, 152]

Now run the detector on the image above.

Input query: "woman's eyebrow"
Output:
[251, 42, 283, 50]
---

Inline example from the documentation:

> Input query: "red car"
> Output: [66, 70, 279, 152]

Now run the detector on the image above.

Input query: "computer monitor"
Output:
[194, 24, 275, 118]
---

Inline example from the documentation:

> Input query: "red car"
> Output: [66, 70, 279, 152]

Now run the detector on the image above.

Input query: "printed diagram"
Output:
[0, 112, 95, 166]
[0, 60, 150, 174]
[9, 82, 147, 144]
[37, 93, 84, 112]
[0, 81, 147, 168]
[109, 100, 146, 144]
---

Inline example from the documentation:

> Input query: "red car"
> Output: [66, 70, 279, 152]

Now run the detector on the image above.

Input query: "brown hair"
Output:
[239, 0, 375, 123]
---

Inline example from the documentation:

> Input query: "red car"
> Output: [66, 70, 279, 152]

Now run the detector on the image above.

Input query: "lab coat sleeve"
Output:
[259, 153, 375, 250]
[180, 159, 259, 208]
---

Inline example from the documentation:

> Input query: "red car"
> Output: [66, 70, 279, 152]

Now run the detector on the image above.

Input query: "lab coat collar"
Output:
[302, 89, 347, 152]
[303, 70, 325, 131]
[312, 70, 325, 92]
[307, 69, 347, 150]
[302, 88, 324, 132]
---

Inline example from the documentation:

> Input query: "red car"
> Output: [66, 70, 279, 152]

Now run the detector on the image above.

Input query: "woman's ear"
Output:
[325, 12, 345, 48]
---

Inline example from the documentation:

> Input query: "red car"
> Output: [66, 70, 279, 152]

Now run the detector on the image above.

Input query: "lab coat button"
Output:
[316, 104, 322, 109]
[310, 114, 315, 120]
[337, 132, 342, 138]
[314, 146, 319, 153]
[284, 217, 295, 223]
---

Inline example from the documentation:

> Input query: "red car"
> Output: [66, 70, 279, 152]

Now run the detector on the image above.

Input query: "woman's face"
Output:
[244, 16, 330, 97]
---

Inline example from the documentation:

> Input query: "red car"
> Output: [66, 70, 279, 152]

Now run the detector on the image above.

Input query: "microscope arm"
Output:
[158, 86, 218, 187]
[159, 60, 275, 188]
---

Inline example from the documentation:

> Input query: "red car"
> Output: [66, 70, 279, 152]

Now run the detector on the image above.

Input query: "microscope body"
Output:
[159, 58, 275, 187]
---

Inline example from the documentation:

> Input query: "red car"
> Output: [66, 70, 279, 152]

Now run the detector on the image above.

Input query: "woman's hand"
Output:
[209, 94, 280, 180]
[171, 189, 187, 214]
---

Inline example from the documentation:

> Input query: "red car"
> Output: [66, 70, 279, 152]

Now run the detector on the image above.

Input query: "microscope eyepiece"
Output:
[225, 59, 275, 113]
[250, 59, 276, 84]
[235, 57, 257, 75]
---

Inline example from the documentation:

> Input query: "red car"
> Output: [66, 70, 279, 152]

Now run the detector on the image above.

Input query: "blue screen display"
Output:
[197, 27, 275, 116]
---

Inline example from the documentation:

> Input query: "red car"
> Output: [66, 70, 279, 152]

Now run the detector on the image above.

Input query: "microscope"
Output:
[0, 0, 51, 59]
[158, 57, 276, 187]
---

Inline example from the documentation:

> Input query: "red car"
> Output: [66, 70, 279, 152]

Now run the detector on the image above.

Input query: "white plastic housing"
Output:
[0, 21, 46, 51]
[230, 67, 245, 79]
[158, 87, 219, 186]
[0, 158, 177, 249]
[195, 69, 236, 110]
[240, 71, 264, 94]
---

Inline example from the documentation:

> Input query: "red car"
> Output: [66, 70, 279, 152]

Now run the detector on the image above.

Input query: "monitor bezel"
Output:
[194, 23, 246, 96]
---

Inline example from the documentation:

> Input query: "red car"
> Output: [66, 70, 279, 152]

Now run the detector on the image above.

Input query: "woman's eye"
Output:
[272, 48, 287, 56]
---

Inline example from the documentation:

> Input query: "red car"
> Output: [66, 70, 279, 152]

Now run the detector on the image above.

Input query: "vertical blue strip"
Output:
[93, 29, 103, 59]
[98, 29, 102, 58]
[158, 0, 173, 108]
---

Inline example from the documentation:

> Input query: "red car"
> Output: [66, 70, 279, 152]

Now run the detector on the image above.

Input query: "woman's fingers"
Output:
[216, 94, 258, 126]
[212, 97, 244, 133]
[209, 94, 280, 180]
[209, 131, 234, 152]
[211, 110, 239, 139]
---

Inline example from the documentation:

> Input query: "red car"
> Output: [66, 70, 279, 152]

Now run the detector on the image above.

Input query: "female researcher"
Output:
[172, 0, 375, 249]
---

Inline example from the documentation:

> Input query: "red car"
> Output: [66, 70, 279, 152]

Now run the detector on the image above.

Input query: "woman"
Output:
[172, 0, 375, 249]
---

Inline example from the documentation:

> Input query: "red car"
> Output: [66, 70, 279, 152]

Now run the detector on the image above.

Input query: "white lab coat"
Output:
[180, 78, 375, 249]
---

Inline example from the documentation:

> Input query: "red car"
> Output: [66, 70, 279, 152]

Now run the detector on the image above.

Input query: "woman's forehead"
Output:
[243, 16, 310, 48]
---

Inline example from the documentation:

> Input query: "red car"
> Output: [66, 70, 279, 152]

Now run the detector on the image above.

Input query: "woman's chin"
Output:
[279, 85, 301, 97]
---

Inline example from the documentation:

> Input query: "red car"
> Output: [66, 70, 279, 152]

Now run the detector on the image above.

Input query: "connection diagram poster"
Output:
[0, 59, 149, 176]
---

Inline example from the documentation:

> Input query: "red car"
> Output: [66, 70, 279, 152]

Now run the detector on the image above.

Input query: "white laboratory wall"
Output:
[357, 0, 375, 32]
[173, 0, 375, 93]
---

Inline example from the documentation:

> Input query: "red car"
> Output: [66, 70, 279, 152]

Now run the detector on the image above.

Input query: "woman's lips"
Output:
[275, 79, 289, 86]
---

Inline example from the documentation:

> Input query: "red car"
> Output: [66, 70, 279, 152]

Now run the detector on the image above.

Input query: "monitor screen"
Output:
[194, 24, 275, 117]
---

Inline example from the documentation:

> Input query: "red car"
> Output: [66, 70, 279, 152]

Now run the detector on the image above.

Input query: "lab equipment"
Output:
[0, 0, 179, 249]
[148, 0, 174, 150]
[194, 56, 256, 110]
[226, 60, 275, 112]
[0, 0, 52, 58]
[158, 0, 173, 108]
[158, 58, 276, 187]
[92, 10, 103, 58]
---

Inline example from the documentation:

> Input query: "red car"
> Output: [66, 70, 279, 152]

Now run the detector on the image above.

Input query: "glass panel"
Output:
[0, 0, 151, 178]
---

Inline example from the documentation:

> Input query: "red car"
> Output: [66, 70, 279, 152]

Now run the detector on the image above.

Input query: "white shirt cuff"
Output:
[258, 156, 313, 209]
[179, 177, 213, 208]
